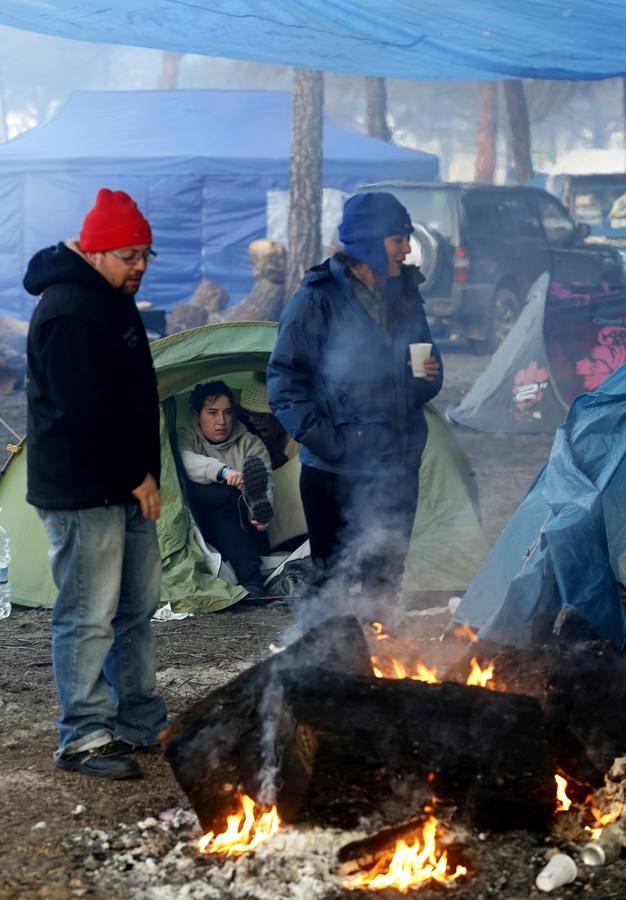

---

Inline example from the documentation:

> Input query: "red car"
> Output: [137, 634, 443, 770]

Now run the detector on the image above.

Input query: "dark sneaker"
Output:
[55, 742, 143, 780]
[109, 738, 161, 755]
[241, 455, 273, 526]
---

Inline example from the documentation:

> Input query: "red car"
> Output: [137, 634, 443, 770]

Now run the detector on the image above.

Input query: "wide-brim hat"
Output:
[240, 377, 271, 414]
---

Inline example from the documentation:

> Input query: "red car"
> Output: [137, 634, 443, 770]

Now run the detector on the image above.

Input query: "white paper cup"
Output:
[535, 853, 577, 892]
[409, 342, 432, 378]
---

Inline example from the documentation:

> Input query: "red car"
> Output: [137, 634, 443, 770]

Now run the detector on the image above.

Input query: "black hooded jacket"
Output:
[24, 242, 161, 510]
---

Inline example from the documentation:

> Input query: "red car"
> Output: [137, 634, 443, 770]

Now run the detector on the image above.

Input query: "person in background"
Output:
[24, 188, 166, 780]
[267, 191, 443, 608]
[240, 374, 295, 471]
[239, 374, 308, 553]
[177, 380, 274, 601]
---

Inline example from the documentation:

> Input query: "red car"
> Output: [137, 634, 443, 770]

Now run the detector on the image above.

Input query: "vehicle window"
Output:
[535, 195, 575, 245]
[462, 192, 496, 237]
[573, 183, 626, 237]
[464, 193, 543, 241]
[393, 189, 456, 240]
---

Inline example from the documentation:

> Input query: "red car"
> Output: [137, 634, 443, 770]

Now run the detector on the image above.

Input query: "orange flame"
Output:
[465, 657, 495, 689]
[372, 655, 496, 688]
[371, 658, 385, 678]
[197, 794, 280, 854]
[344, 816, 467, 892]
[452, 622, 478, 643]
[370, 621, 390, 641]
[372, 656, 439, 683]
[586, 801, 623, 840]
[415, 661, 440, 684]
[555, 774, 572, 812]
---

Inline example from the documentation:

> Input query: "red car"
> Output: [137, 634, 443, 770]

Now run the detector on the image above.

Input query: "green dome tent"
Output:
[0, 321, 488, 612]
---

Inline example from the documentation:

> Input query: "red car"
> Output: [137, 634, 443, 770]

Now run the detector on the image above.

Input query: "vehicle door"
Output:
[493, 192, 549, 299]
[532, 191, 622, 286]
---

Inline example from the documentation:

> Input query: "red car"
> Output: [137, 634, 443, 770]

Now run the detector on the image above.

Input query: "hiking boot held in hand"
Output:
[241, 455, 273, 525]
[54, 740, 143, 780]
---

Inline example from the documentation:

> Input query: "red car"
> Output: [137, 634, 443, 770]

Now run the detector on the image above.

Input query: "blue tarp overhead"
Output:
[1, 1, 626, 81]
[0, 89, 437, 317]
[457, 362, 626, 648]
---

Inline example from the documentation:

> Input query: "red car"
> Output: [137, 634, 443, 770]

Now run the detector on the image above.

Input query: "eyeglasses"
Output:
[107, 248, 157, 266]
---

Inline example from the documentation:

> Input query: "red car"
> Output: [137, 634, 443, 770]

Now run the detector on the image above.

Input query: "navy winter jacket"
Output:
[267, 256, 442, 475]
[24, 242, 161, 510]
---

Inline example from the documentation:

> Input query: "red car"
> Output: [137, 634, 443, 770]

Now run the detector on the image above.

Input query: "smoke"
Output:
[256, 676, 284, 808]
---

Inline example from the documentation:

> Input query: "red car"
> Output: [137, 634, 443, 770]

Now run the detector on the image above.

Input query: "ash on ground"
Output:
[69, 808, 363, 900]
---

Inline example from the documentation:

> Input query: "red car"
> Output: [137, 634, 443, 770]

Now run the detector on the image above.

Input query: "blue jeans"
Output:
[38, 503, 167, 756]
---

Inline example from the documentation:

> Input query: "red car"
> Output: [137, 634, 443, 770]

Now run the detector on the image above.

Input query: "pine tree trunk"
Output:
[622, 78, 626, 170]
[285, 68, 324, 300]
[160, 51, 183, 89]
[503, 80, 534, 184]
[0, 82, 7, 142]
[474, 81, 497, 183]
[366, 77, 391, 142]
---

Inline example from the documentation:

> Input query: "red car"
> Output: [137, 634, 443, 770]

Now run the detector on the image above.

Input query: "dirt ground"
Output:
[3, 349, 626, 899]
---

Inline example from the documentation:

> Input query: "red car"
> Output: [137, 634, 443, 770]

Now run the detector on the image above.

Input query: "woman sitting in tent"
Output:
[177, 380, 274, 600]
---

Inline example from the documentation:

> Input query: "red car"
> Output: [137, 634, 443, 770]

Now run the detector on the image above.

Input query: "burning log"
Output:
[339, 815, 468, 891]
[160, 615, 373, 832]
[444, 640, 626, 785]
[162, 617, 554, 834]
[337, 817, 430, 875]
[278, 666, 554, 832]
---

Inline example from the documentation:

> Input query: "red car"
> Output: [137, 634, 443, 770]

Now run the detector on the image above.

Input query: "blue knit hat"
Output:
[338, 192, 413, 275]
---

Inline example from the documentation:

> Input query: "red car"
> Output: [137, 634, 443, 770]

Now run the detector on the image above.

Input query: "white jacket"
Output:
[177, 419, 274, 504]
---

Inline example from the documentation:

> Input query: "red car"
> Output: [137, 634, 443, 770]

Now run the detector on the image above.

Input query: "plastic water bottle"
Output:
[0, 523, 11, 620]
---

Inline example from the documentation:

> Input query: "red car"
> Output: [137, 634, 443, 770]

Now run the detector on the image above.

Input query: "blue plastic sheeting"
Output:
[1, 1, 626, 81]
[0, 90, 437, 317]
[457, 362, 626, 648]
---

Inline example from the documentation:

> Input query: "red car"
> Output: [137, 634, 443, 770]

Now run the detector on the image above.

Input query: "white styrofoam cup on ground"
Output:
[535, 853, 577, 892]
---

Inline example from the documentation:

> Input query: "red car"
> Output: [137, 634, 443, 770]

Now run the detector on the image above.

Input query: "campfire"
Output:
[196, 791, 469, 893]
[159, 615, 626, 893]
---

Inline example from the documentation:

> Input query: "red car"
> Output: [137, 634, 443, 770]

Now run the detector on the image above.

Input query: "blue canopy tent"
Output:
[1, 1, 626, 81]
[0, 89, 437, 317]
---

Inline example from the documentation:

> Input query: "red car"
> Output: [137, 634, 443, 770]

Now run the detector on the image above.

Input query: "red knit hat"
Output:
[79, 188, 152, 252]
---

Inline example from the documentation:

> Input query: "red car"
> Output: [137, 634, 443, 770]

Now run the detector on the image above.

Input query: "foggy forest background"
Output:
[1, 23, 623, 183]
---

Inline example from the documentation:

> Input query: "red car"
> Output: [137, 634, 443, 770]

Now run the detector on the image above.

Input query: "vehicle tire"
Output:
[470, 285, 519, 355]
[490, 285, 520, 350]
[408, 222, 445, 291]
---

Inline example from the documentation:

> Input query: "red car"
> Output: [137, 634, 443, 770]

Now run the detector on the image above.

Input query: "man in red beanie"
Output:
[23, 188, 166, 780]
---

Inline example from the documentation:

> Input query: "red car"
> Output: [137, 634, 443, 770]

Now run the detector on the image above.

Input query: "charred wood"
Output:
[444, 640, 626, 785]
[160, 615, 372, 832]
[163, 621, 555, 834]
[337, 817, 428, 875]
[279, 667, 554, 832]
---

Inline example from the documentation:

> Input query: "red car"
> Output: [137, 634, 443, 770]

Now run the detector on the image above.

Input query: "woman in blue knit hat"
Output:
[267, 192, 442, 611]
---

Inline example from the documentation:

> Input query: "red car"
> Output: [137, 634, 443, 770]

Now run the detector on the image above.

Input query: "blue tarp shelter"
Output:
[0, 89, 437, 317]
[456, 362, 626, 647]
[1, 1, 626, 81]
